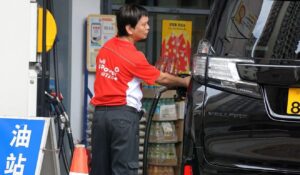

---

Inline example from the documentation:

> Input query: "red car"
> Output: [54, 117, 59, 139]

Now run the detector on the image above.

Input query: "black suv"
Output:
[182, 0, 300, 174]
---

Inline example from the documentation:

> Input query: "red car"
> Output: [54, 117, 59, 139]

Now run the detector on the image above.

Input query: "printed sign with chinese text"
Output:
[86, 15, 117, 72]
[0, 117, 49, 175]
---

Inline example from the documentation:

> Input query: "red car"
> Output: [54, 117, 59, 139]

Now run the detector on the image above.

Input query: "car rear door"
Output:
[191, 0, 300, 173]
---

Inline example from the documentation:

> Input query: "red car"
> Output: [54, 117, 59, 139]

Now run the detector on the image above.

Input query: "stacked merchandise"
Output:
[138, 115, 147, 175]
[86, 103, 95, 154]
[147, 165, 175, 175]
[142, 93, 179, 175]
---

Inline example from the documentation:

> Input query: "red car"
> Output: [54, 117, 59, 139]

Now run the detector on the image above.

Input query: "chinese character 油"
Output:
[10, 124, 32, 148]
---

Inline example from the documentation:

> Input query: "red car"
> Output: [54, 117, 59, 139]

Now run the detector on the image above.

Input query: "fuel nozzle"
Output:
[175, 73, 190, 100]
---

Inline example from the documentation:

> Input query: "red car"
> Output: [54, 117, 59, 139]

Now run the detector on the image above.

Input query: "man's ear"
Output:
[125, 25, 133, 35]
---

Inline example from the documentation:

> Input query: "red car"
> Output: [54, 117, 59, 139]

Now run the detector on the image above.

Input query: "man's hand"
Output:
[183, 76, 191, 88]
[155, 72, 191, 88]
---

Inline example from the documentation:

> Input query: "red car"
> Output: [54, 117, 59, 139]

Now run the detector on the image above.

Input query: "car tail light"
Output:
[192, 41, 261, 98]
[183, 165, 193, 175]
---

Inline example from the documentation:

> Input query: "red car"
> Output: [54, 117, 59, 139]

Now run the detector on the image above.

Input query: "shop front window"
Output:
[112, 0, 211, 9]
[107, 0, 211, 70]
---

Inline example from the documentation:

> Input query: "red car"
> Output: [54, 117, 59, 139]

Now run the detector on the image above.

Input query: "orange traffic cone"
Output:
[69, 144, 90, 175]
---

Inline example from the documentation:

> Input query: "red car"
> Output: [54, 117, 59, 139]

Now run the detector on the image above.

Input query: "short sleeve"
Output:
[128, 52, 160, 85]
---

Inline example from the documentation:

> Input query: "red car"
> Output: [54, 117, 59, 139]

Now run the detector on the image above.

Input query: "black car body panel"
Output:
[182, 0, 300, 174]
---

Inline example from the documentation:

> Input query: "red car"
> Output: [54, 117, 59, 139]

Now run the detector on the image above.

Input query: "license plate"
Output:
[287, 88, 300, 115]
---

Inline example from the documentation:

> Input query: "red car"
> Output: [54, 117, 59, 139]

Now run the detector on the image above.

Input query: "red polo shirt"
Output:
[90, 37, 160, 110]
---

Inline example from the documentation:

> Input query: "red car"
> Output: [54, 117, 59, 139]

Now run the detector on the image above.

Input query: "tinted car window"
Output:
[205, 0, 299, 60]
[253, 1, 299, 60]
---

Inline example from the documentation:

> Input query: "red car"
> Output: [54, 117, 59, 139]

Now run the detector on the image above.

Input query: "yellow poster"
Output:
[156, 20, 192, 74]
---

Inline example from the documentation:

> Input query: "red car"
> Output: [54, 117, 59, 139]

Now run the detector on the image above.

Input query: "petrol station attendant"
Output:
[90, 4, 190, 175]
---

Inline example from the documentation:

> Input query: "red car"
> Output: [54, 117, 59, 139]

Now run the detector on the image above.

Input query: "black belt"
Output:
[95, 105, 144, 119]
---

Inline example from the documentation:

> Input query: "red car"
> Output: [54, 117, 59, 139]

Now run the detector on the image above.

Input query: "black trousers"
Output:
[90, 106, 140, 175]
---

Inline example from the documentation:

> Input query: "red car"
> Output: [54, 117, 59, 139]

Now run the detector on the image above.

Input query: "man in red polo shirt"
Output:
[90, 4, 190, 175]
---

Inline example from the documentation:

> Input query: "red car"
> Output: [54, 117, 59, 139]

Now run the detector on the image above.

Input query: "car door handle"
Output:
[237, 64, 300, 86]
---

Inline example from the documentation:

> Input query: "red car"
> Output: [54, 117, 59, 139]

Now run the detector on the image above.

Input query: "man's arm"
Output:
[155, 72, 190, 88]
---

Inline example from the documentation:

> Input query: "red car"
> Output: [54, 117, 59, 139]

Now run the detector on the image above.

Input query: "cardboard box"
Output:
[158, 103, 177, 120]
[175, 119, 184, 142]
[176, 101, 185, 119]
[175, 143, 183, 175]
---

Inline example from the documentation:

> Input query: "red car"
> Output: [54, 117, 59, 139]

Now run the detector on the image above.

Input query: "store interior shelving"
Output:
[141, 86, 185, 175]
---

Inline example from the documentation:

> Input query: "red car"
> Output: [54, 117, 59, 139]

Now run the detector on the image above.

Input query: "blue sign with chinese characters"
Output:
[0, 117, 49, 175]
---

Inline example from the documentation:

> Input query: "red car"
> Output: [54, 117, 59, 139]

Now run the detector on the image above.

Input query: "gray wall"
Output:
[70, 0, 100, 142]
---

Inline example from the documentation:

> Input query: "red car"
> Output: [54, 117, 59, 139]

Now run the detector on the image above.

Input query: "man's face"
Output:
[131, 16, 150, 41]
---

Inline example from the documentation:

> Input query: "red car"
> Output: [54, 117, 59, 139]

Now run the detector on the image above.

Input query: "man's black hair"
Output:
[116, 4, 148, 37]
